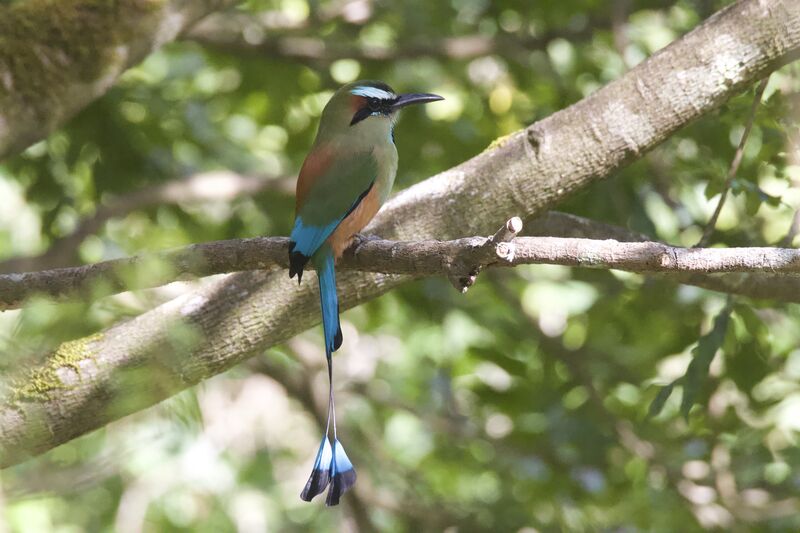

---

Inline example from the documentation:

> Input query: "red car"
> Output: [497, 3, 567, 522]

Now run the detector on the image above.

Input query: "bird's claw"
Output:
[351, 233, 382, 248]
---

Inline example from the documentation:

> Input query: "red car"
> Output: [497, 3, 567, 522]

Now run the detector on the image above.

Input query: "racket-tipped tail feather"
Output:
[325, 439, 357, 506]
[300, 437, 333, 502]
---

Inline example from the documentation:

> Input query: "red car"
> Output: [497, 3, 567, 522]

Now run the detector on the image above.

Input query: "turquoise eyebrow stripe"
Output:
[350, 86, 395, 99]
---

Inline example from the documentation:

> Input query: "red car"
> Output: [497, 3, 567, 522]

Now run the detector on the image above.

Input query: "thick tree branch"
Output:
[0, 0, 240, 161]
[2, 0, 799, 468]
[9, 221, 800, 310]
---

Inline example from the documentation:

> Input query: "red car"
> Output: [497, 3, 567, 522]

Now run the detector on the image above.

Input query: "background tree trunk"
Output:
[0, 0, 238, 161]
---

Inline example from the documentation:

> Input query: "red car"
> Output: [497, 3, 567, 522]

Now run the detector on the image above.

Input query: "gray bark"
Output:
[8, 219, 800, 309]
[0, 0, 239, 161]
[1, 0, 800, 467]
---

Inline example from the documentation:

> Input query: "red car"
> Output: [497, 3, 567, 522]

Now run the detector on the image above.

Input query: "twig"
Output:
[447, 216, 522, 292]
[9, 219, 800, 309]
[696, 77, 769, 247]
[612, 0, 632, 68]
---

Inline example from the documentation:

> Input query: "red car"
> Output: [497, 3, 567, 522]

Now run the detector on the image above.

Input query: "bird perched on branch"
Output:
[288, 81, 442, 505]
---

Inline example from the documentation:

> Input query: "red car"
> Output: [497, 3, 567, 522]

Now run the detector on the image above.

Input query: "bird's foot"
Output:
[351, 232, 382, 248]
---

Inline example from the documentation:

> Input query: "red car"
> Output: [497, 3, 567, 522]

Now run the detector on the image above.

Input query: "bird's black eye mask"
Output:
[350, 97, 396, 126]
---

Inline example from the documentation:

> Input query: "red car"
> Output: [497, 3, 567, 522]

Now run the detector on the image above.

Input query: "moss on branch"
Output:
[0, 0, 163, 121]
[0, 0, 239, 160]
[9, 332, 103, 404]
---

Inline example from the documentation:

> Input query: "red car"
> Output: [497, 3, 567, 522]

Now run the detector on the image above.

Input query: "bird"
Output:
[288, 80, 442, 505]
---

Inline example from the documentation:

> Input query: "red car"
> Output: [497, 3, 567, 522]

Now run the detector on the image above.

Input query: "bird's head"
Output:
[317, 80, 443, 138]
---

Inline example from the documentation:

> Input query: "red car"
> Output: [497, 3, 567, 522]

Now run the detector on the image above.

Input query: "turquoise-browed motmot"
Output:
[289, 81, 442, 505]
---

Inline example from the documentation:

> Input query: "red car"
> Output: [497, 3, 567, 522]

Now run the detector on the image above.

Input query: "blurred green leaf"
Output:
[680, 303, 732, 420]
[648, 380, 676, 418]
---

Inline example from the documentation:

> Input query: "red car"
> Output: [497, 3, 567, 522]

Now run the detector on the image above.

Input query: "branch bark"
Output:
[0, 0, 240, 161]
[2, 0, 800, 468]
[9, 222, 800, 310]
[527, 213, 800, 302]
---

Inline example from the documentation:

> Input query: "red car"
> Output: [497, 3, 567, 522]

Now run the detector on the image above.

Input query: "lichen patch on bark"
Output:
[9, 332, 103, 403]
[0, 0, 165, 155]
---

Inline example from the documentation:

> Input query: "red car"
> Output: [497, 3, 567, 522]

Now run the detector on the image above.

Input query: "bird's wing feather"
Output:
[290, 149, 377, 258]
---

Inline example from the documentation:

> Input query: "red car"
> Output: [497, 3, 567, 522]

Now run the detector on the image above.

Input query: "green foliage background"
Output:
[2, 0, 800, 531]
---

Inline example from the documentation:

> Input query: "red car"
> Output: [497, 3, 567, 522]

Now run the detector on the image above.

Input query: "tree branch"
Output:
[527, 213, 800, 302]
[9, 219, 800, 310]
[2, 0, 799, 468]
[0, 0, 240, 161]
[696, 77, 770, 246]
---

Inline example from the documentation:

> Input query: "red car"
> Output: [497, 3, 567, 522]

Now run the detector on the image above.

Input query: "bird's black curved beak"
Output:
[391, 93, 444, 109]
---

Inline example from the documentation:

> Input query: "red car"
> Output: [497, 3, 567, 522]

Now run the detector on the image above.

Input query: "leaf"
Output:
[726, 304, 772, 393]
[745, 190, 762, 216]
[680, 306, 731, 420]
[729, 177, 743, 195]
[765, 192, 782, 207]
[648, 381, 676, 418]
[738, 179, 783, 212]
[733, 304, 770, 343]
[704, 179, 723, 200]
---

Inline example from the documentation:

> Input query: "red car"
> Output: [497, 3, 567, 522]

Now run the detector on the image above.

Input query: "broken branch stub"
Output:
[448, 216, 524, 292]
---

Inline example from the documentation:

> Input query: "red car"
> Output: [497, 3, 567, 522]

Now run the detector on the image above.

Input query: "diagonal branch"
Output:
[1, 0, 799, 468]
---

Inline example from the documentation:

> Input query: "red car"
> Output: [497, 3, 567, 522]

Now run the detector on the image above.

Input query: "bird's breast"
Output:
[377, 145, 398, 201]
[327, 143, 397, 258]
[328, 185, 382, 258]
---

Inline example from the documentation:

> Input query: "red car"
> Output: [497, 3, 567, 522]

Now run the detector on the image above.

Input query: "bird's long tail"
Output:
[300, 246, 356, 506]
[316, 246, 343, 356]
